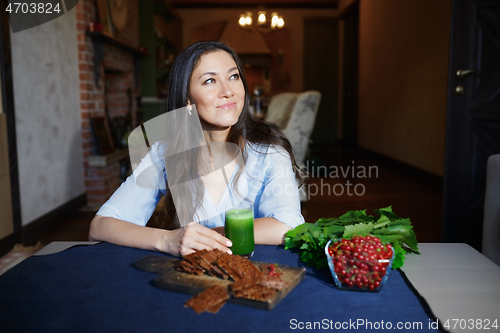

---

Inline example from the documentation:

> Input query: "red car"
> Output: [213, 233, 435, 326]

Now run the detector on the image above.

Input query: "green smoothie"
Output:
[225, 208, 254, 256]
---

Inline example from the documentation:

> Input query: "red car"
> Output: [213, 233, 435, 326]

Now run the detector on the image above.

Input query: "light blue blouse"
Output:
[96, 141, 305, 229]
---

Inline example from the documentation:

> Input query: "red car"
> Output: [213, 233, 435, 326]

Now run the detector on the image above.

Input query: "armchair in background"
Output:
[264, 93, 298, 131]
[265, 90, 321, 168]
[265, 91, 322, 201]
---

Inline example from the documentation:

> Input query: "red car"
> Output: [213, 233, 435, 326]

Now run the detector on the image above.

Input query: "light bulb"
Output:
[244, 12, 252, 26]
[271, 12, 279, 28]
[239, 15, 247, 27]
[258, 11, 266, 25]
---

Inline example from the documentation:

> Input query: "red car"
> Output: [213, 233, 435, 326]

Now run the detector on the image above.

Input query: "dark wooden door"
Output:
[303, 17, 338, 145]
[340, 2, 358, 147]
[442, 0, 500, 250]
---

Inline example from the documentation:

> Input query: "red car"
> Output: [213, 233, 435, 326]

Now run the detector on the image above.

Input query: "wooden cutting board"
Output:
[134, 255, 306, 310]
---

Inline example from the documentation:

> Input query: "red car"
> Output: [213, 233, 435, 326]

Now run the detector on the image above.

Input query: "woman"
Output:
[89, 41, 305, 257]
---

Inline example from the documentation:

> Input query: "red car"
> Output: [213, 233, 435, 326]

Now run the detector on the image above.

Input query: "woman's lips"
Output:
[217, 102, 236, 110]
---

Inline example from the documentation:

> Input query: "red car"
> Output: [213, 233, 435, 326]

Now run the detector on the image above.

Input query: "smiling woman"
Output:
[88, 41, 306, 258]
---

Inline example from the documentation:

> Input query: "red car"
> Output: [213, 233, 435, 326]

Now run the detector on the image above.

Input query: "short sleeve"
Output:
[96, 142, 166, 226]
[255, 147, 305, 228]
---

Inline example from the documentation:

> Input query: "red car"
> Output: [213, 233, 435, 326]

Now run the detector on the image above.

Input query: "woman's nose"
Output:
[219, 81, 234, 98]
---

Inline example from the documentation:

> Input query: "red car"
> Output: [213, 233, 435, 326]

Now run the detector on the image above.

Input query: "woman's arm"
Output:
[212, 217, 290, 245]
[254, 217, 291, 245]
[89, 215, 232, 257]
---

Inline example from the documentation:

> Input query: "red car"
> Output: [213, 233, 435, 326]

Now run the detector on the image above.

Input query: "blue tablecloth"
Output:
[0, 243, 446, 332]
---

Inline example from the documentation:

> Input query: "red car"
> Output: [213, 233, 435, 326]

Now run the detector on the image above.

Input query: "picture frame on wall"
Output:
[91, 116, 115, 155]
[109, 0, 129, 33]
[96, 0, 113, 35]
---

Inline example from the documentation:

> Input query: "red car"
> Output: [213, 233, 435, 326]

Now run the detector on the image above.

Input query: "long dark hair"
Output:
[155, 41, 305, 229]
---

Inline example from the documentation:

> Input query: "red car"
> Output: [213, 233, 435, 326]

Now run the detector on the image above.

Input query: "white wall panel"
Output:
[10, 9, 84, 226]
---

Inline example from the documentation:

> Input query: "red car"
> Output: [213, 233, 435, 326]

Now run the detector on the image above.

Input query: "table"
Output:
[0, 242, 483, 333]
[404, 243, 500, 333]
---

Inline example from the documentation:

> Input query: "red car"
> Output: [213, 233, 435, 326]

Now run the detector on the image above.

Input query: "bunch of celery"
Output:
[284, 206, 419, 269]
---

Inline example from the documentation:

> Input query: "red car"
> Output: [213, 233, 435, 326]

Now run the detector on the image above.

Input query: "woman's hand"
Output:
[163, 222, 232, 257]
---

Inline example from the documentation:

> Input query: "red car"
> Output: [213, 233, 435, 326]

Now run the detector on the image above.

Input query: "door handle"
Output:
[456, 69, 482, 79]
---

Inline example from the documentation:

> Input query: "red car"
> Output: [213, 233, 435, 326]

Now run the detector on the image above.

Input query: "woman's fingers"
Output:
[182, 240, 231, 256]
[179, 223, 232, 256]
[189, 223, 232, 247]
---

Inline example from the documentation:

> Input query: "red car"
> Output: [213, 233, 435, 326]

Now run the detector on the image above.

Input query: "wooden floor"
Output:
[301, 145, 443, 243]
[31, 145, 443, 245]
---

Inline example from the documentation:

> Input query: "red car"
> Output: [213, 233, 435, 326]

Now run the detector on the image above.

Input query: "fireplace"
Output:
[76, 0, 140, 208]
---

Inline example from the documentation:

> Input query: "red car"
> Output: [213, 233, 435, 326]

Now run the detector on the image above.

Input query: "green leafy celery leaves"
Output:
[284, 206, 420, 269]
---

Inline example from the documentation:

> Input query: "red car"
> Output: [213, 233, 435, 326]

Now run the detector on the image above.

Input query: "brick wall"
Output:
[85, 164, 121, 204]
[105, 72, 133, 118]
[76, 0, 140, 207]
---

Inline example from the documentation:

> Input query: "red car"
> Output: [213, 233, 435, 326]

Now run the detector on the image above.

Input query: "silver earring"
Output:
[187, 104, 192, 115]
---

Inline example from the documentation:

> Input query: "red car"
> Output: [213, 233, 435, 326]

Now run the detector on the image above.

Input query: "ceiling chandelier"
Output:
[238, 10, 285, 32]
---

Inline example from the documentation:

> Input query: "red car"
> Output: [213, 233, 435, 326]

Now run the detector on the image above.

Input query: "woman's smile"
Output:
[217, 102, 237, 110]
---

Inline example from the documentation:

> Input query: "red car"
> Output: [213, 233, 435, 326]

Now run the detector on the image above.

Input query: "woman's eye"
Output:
[203, 78, 215, 84]
[230, 73, 240, 80]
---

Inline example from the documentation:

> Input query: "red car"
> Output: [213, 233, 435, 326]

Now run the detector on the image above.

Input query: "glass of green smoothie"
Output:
[224, 202, 255, 258]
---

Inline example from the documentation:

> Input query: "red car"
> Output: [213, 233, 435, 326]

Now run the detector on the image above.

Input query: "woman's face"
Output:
[189, 50, 245, 133]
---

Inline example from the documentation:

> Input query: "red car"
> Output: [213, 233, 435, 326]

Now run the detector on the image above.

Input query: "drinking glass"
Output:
[224, 202, 255, 258]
